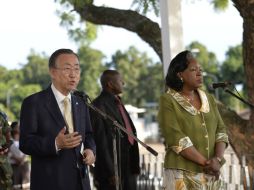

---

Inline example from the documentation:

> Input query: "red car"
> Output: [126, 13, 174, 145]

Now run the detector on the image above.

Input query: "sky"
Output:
[0, 0, 243, 70]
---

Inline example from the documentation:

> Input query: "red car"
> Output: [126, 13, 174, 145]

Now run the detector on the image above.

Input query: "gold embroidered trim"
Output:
[171, 136, 193, 154]
[198, 90, 210, 113]
[216, 133, 229, 143]
[166, 88, 210, 115]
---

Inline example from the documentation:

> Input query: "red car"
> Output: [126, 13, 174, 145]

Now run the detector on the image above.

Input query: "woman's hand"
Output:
[203, 157, 221, 179]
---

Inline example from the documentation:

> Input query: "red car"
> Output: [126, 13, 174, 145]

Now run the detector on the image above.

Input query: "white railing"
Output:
[135, 152, 252, 190]
[89, 143, 253, 189]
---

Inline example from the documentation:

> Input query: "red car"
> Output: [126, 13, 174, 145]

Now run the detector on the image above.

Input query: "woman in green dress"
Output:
[158, 50, 228, 190]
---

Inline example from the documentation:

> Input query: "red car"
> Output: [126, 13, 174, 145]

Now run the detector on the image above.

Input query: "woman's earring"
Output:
[180, 78, 183, 83]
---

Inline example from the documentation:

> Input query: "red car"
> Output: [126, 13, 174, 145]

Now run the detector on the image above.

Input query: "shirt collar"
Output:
[167, 88, 210, 115]
[51, 83, 71, 104]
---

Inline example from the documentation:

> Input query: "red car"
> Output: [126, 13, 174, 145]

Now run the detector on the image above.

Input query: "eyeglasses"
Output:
[54, 67, 81, 75]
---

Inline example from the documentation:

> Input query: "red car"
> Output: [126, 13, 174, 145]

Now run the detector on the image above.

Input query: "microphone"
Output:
[72, 90, 89, 100]
[211, 81, 232, 89]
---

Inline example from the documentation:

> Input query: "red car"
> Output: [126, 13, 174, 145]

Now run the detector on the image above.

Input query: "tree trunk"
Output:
[240, 3, 254, 125]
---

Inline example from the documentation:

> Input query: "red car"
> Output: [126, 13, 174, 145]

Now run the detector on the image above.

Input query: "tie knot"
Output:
[63, 96, 69, 103]
[63, 97, 69, 104]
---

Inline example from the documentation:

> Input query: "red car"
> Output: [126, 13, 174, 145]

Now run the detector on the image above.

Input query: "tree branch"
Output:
[75, 4, 162, 61]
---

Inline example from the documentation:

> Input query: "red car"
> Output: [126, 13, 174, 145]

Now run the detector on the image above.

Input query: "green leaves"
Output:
[77, 45, 105, 99]
[106, 46, 163, 107]
[211, 0, 229, 11]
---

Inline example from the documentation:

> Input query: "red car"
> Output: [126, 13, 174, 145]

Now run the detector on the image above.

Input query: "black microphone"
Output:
[72, 90, 89, 100]
[211, 81, 232, 89]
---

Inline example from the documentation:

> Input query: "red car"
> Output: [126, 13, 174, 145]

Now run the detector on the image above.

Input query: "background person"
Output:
[90, 69, 140, 190]
[0, 111, 13, 190]
[158, 50, 229, 190]
[19, 48, 96, 190]
[8, 121, 30, 189]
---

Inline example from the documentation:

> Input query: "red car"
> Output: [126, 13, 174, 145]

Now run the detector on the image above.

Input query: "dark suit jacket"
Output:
[90, 90, 140, 187]
[19, 86, 96, 190]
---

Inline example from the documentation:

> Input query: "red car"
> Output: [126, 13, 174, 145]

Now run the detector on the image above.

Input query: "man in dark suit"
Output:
[90, 70, 140, 190]
[19, 48, 96, 190]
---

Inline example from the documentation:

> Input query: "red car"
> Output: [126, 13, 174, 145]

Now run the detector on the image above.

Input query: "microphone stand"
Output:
[113, 126, 121, 190]
[74, 91, 158, 190]
[75, 92, 159, 156]
[223, 88, 254, 108]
